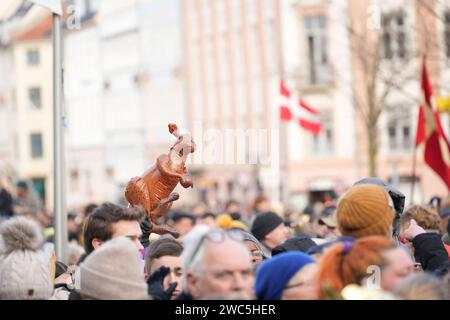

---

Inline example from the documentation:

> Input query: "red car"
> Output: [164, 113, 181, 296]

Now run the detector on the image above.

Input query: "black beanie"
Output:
[251, 211, 284, 241]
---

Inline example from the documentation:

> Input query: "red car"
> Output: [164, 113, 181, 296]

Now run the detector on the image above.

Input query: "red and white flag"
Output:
[279, 81, 322, 134]
[415, 60, 450, 190]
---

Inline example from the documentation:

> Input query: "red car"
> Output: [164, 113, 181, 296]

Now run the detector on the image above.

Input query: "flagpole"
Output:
[410, 56, 424, 206]
[410, 57, 425, 206]
[410, 143, 417, 205]
[275, 0, 289, 206]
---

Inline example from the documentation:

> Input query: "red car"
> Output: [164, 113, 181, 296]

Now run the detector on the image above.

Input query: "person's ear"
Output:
[91, 238, 103, 250]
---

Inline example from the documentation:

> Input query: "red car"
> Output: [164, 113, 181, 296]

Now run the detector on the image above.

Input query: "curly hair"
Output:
[401, 205, 440, 231]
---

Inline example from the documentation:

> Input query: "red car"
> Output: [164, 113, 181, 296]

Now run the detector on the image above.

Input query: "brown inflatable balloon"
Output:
[125, 123, 196, 238]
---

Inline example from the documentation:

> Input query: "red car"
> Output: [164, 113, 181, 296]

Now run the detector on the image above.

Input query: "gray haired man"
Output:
[178, 227, 254, 300]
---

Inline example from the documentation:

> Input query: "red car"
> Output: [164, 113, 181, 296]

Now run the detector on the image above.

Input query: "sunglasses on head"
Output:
[188, 229, 245, 266]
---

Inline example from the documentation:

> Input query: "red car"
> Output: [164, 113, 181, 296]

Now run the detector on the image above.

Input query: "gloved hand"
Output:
[140, 216, 152, 247]
[147, 266, 178, 300]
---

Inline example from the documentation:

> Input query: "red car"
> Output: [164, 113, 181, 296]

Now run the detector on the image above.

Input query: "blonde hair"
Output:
[401, 205, 440, 231]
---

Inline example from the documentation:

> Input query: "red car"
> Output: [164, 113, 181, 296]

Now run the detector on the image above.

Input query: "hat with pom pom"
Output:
[216, 214, 249, 232]
[0, 217, 53, 300]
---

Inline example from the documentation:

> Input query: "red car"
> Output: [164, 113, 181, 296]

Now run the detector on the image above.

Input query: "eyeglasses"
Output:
[284, 281, 308, 290]
[250, 250, 263, 258]
[188, 229, 245, 267]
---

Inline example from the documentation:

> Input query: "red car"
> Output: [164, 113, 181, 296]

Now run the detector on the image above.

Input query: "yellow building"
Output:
[12, 15, 53, 209]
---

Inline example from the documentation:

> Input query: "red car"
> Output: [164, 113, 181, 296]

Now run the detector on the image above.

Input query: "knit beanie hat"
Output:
[254, 252, 315, 300]
[251, 211, 284, 241]
[0, 217, 53, 300]
[336, 184, 394, 238]
[79, 237, 148, 300]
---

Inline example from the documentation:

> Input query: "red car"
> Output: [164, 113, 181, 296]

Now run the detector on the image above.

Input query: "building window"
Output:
[30, 133, 43, 158]
[387, 105, 412, 152]
[445, 11, 450, 58]
[382, 11, 408, 59]
[304, 15, 330, 85]
[311, 113, 333, 156]
[105, 167, 114, 179]
[28, 87, 41, 109]
[31, 178, 46, 205]
[27, 49, 40, 65]
[70, 169, 80, 192]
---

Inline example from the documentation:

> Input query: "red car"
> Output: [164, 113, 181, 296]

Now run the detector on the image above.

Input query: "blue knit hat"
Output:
[254, 252, 315, 300]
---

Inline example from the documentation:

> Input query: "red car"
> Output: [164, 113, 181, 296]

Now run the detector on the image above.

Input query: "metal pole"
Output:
[410, 56, 426, 206]
[53, 13, 67, 263]
[410, 143, 417, 205]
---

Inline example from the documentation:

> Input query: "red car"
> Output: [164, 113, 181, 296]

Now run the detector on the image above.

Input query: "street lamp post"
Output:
[30, 0, 67, 263]
[52, 11, 67, 263]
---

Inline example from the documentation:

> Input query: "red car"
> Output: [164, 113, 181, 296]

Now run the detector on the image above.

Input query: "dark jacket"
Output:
[0, 188, 14, 217]
[412, 233, 449, 271]
[433, 261, 450, 278]
[68, 289, 82, 300]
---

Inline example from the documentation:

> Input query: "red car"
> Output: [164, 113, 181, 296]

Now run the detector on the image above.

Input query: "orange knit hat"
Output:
[336, 184, 394, 238]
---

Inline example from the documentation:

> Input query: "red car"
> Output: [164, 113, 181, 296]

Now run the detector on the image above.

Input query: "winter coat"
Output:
[412, 233, 450, 271]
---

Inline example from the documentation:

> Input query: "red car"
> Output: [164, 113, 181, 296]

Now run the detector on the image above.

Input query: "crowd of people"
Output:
[0, 177, 449, 300]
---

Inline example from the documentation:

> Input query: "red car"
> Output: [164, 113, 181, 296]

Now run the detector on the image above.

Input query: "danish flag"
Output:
[415, 60, 450, 190]
[279, 81, 322, 134]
